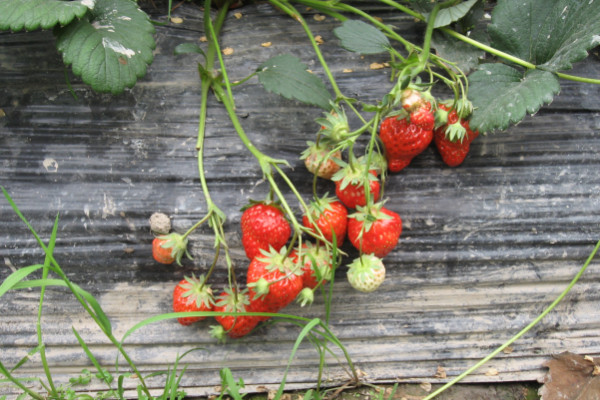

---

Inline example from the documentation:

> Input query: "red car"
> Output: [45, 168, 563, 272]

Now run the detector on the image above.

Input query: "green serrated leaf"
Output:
[257, 54, 332, 110]
[468, 64, 560, 133]
[489, 0, 600, 71]
[333, 19, 390, 55]
[0, 0, 92, 32]
[55, 0, 155, 94]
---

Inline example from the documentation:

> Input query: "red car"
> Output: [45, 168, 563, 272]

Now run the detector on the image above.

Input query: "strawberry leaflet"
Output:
[0, 0, 91, 31]
[55, 0, 155, 94]
[468, 0, 600, 133]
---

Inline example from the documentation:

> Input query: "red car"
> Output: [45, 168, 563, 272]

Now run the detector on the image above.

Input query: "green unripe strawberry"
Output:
[346, 254, 386, 293]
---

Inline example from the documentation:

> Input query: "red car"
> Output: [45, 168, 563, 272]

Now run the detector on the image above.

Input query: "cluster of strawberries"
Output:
[151, 88, 479, 341]
[379, 89, 480, 171]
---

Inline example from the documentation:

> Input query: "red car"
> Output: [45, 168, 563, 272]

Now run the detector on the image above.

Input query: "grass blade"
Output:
[0, 264, 45, 299]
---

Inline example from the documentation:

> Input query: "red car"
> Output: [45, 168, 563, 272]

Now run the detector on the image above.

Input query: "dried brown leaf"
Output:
[538, 351, 600, 400]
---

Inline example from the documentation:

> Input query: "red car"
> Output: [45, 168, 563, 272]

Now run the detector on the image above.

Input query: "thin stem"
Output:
[423, 239, 600, 400]
[0, 361, 45, 400]
[269, 0, 343, 100]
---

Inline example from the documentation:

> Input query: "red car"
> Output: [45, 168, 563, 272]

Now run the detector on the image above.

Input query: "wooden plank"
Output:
[1, 1, 600, 398]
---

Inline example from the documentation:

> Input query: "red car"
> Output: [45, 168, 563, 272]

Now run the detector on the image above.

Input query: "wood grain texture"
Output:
[1, 1, 600, 398]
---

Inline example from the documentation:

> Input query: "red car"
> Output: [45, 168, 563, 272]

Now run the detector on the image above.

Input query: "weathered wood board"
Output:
[1, 1, 600, 398]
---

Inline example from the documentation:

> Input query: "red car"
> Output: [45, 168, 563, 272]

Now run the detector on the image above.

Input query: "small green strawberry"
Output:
[347, 254, 386, 293]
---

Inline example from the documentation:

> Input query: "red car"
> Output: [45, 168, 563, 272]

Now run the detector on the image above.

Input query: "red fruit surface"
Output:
[290, 242, 333, 289]
[347, 204, 402, 258]
[246, 248, 303, 317]
[302, 197, 348, 247]
[334, 169, 380, 209]
[152, 237, 175, 264]
[434, 105, 479, 167]
[213, 289, 259, 339]
[379, 105, 434, 172]
[172, 275, 214, 326]
[241, 203, 291, 260]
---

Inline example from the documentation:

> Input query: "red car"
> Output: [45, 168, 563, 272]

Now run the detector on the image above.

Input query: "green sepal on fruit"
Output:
[297, 287, 315, 307]
[347, 254, 386, 293]
[152, 233, 192, 266]
[172, 274, 215, 326]
[246, 246, 304, 316]
[290, 242, 334, 289]
[347, 202, 402, 258]
[302, 195, 348, 246]
[314, 103, 351, 146]
[300, 141, 342, 180]
[210, 287, 259, 343]
[332, 157, 381, 209]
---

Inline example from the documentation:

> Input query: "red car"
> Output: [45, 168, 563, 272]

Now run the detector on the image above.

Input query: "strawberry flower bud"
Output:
[297, 287, 314, 307]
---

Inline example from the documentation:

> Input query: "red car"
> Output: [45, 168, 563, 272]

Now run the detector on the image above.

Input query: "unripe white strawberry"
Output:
[301, 141, 342, 180]
[346, 254, 386, 293]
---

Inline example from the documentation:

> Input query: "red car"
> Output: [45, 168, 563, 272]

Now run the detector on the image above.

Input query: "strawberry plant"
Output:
[2, 0, 600, 399]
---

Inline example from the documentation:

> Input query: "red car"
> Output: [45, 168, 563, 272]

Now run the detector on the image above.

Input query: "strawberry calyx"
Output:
[349, 202, 393, 234]
[209, 324, 228, 344]
[214, 287, 250, 312]
[315, 104, 350, 145]
[157, 232, 192, 266]
[444, 121, 468, 143]
[297, 287, 314, 307]
[331, 158, 378, 192]
[305, 194, 338, 219]
[178, 274, 215, 309]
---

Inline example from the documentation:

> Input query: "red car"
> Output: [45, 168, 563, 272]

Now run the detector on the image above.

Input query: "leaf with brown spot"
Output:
[538, 352, 600, 400]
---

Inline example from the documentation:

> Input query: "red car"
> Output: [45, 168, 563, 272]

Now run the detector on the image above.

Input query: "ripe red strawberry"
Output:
[347, 202, 402, 258]
[434, 104, 479, 167]
[290, 242, 334, 289]
[152, 233, 191, 266]
[241, 202, 291, 260]
[379, 103, 435, 172]
[172, 274, 215, 326]
[347, 254, 386, 293]
[332, 160, 380, 209]
[302, 195, 347, 247]
[211, 288, 259, 341]
[246, 247, 303, 319]
[301, 142, 342, 180]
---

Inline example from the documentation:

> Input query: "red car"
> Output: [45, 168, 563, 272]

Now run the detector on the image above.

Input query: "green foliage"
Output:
[257, 54, 332, 110]
[0, 0, 90, 31]
[55, 0, 155, 94]
[0, 0, 156, 94]
[333, 19, 390, 54]
[488, 0, 600, 72]
[469, 65, 560, 133]
[468, 0, 600, 132]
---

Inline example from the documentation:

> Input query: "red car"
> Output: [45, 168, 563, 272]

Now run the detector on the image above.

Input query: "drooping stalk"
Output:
[423, 239, 600, 400]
